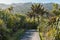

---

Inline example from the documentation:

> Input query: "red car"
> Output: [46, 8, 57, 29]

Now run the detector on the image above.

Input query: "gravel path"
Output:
[20, 29, 40, 40]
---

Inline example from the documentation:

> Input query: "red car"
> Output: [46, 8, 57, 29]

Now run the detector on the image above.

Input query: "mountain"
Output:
[0, 4, 10, 9]
[42, 3, 53, 10]
[12, 3, 32, 14]
[0, 3, 60, 14]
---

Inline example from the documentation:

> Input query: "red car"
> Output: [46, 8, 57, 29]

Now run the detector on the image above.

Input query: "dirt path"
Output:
[20, 29, 40, 40]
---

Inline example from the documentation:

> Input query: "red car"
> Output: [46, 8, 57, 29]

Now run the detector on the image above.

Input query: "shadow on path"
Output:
[20, 29, 40, 40]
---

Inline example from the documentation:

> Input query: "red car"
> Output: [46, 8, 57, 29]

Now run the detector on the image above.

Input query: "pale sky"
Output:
[0, 0, 60, 4]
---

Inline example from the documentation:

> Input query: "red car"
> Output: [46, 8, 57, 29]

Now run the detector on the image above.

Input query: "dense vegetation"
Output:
[0, 3, 60, 40]
[0, 5, 39, 40]
[38, 3, 60, 40]
[0, 10, 25, 40]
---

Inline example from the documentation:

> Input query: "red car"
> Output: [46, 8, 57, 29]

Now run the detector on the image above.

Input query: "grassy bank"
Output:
[9, 29, 25, 40]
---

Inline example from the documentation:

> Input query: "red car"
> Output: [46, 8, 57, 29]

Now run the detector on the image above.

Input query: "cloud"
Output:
[0, 0, 60, 4]
[0, 0, 13, 4]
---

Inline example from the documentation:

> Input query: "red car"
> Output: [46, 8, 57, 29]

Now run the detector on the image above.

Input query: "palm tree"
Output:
[48, 16, 60, 40]
[53, 3, 58, 9]
[7, 6, 13, 13]
[52, 3, 60, 36]
[52, 3, 60, 16]
[27, 4, 47, 24]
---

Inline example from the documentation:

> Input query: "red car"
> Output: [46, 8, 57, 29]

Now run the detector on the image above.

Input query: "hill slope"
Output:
[0, 3, 59, 14]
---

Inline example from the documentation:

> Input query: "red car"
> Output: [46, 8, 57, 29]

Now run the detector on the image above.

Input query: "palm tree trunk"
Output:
[34, 15, 35, 25]
[37, 16, 40, 24]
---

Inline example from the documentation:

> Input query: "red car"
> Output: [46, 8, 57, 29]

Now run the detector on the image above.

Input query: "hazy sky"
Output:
[0, 0, 60, 4]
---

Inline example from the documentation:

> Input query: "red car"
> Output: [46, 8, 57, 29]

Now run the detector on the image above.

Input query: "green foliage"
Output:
[52, 9, 60, 16]
[27, 4, 48, 24]
[38, 18, 49, 32]
[55, 32, 60, 40]
[0, 8, 39, 40]
[0, 10, 26, 40]
[0, 19, 8, 40]
[25, 18, 38, 29]
[52, 3, 60, 16]
[53, 3, 58, 9]
[2, 3, 60, 40]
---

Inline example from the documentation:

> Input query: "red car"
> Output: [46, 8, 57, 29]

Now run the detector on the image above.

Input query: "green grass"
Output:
[9, 29, 25, 40]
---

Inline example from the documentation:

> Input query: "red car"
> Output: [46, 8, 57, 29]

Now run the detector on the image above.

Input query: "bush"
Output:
[24, 18, 38, 29]
[55, 32, 60, 40]
[0, 19, 8, 40]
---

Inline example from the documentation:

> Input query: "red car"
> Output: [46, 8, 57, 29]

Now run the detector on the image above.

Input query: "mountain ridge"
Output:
[0, 3, 60, 14]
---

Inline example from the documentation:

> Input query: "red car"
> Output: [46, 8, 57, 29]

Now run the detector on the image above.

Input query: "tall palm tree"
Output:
[27, 4, 47, 24]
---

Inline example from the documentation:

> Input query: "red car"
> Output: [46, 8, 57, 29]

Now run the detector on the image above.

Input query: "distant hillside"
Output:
[42, 3, 53, 10]
[0, 3, 60, 14]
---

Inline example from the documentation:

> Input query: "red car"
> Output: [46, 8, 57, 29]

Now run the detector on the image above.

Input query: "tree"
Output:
[52, 3, 60, 16]
[7, 6, 13, 13]
[27, 4, 47, 24]
[53, 3, 58, 9]
[51, 3, 60, 40]
[27, 11, 34, 22]
[0, 19, 8, 40]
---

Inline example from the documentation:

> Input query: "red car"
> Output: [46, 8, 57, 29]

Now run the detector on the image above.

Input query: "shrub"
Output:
[0, 19, 8, 40]
[24, 18, 38, 29]
[55, 32, 60, 40]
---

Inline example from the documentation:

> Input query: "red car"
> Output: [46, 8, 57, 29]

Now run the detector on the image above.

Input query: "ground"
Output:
[20, 29, 40, 40]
